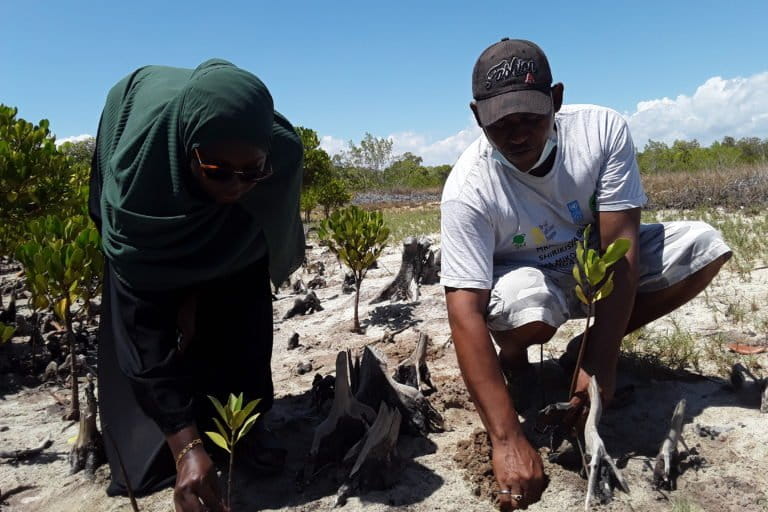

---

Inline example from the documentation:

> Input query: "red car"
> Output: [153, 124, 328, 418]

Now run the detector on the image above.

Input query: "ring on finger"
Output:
[495, 489, 524, 500]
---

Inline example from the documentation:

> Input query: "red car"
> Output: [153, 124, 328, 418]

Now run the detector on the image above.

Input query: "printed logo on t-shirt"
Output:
[531, 227, 547, 245]
[567, 200, 584, 222]
[538, 221, 557, 241]
[512, 233, 526, 248]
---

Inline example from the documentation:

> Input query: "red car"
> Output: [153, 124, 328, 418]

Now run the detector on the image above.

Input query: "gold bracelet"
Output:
[175, 438, 203, 469]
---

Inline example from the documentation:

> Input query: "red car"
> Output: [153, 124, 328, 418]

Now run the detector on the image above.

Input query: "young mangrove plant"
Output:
[317, 205, 390, 333]
[205, 393, 262, 509]
[569, 224, 631, 397]
[16, 214, 103, 420]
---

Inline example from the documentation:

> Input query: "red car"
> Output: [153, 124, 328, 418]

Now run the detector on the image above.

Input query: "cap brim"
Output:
[475, 89, 552, 126]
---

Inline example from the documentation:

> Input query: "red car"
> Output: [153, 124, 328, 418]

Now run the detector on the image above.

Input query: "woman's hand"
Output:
[167, 426, 228, 512]
[174, 448, 228, 512]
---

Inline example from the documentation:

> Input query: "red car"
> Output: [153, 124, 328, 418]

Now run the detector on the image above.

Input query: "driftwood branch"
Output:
[652, 399, 687, 490]
[0, 437, 53, 462]
[583, 376, 629, 510]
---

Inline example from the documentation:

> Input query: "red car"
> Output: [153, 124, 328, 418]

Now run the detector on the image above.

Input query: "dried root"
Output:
[583, 376, 629, 509]
[652, 399, 687, 491]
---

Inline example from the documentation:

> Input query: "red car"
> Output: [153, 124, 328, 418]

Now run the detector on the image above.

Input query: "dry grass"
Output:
[643, 164, 768, 211]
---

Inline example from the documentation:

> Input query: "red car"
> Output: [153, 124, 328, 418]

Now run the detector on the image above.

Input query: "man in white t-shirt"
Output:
[441, 38, 732, 509]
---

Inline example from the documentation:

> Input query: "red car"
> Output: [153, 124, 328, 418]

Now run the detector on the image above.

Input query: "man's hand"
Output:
[563, 365, 616, 434]
[492, 433, 546, 510]
[174, 448, 229, 512]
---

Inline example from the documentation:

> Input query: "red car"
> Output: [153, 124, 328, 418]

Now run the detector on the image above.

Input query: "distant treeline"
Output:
[637, 136, 768, 174]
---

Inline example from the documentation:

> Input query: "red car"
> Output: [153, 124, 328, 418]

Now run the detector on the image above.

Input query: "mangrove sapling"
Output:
[205, 393, 262, 509]
[15, 215, 103, 421]
[318, 206, 390, 333]
[539, 225, 630, 432]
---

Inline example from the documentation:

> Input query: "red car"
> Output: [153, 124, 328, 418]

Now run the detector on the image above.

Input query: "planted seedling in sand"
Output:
[318, 205, 390, 333]
[205, 393, 261, 509]
[538, 224, 630, 506]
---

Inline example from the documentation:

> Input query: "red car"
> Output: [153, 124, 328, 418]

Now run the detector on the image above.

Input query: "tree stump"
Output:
[370, 237, 440, 304]
[307, 276, 327, 289]
[309, 352, 377, 471]
[292, 279, 308, 295]
[283, 291, 323, 320]
[69, 376, 105, 478]
[355, 346, 443, 435]
[335, 403, 402, 507]
[393, 332, 436, 393]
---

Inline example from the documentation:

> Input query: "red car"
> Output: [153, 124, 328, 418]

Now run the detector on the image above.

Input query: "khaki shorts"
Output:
[486, 221, 732, 331]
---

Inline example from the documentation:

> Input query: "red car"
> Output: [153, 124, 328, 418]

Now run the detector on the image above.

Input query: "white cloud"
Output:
[319, 134, 347, 156]
[625, 72, 768, 149]
[55, 133, 93, 146]
[388, 124, 482, 166]
[320, 121, 482, 167]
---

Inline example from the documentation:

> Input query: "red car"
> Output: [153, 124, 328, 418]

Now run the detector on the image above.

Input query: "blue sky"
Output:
[2, 1, 767, 165]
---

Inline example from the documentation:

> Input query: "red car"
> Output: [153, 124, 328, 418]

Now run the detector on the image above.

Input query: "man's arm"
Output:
[445, 288, 521, 440]
[581, 207, 641, 401]
[446, 288, 546, 507]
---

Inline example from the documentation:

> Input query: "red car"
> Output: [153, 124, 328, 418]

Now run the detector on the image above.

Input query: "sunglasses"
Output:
[193, 146, 273, 184]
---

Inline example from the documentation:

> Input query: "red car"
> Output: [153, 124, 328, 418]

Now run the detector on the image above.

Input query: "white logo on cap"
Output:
[485, 57, 537, 89]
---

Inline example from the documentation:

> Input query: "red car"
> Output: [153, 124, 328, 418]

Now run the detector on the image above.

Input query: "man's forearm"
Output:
[452, 315, 523, 443]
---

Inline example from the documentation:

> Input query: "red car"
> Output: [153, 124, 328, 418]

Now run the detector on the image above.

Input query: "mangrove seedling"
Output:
[317, 205, 390, 333]
[205, 393, 261, 509]
[569, 224, 631, 397]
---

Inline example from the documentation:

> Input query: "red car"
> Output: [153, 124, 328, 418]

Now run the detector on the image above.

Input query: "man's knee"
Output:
[492, 321, 557, 348]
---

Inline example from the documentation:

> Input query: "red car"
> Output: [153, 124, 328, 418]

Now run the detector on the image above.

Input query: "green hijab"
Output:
[94, 59, 304, 291]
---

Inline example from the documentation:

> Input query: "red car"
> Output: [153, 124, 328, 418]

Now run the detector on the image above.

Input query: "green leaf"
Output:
[587, 260, 606, 287]
[234, 392, 243, 412]
[602, 238, 631, 267]
[54, 298, 68, 322]
[574, 285, 590, 305]
[227, 393, 238, 413]
[204, 431, 231, 453]
[576, 241, 585, 269]
[572, 265, 583, 287]
[236, 412, 261, 444]
[594, 272, 615, 301]
[208, 395, 230, 424]
[213, 417, 230, 443]
[0, 324, 15, 344]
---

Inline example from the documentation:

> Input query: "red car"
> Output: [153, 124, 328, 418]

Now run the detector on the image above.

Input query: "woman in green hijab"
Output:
[88, 59, 304, 511]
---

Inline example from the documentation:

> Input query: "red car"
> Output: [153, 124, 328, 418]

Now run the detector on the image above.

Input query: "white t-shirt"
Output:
[440, 104, 647, 290]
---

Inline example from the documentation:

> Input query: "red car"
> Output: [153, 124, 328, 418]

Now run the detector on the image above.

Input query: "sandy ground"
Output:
[1, 232, 767, 512]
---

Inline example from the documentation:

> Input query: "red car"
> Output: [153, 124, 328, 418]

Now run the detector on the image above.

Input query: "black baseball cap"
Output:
[472, 38, 553, 126]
